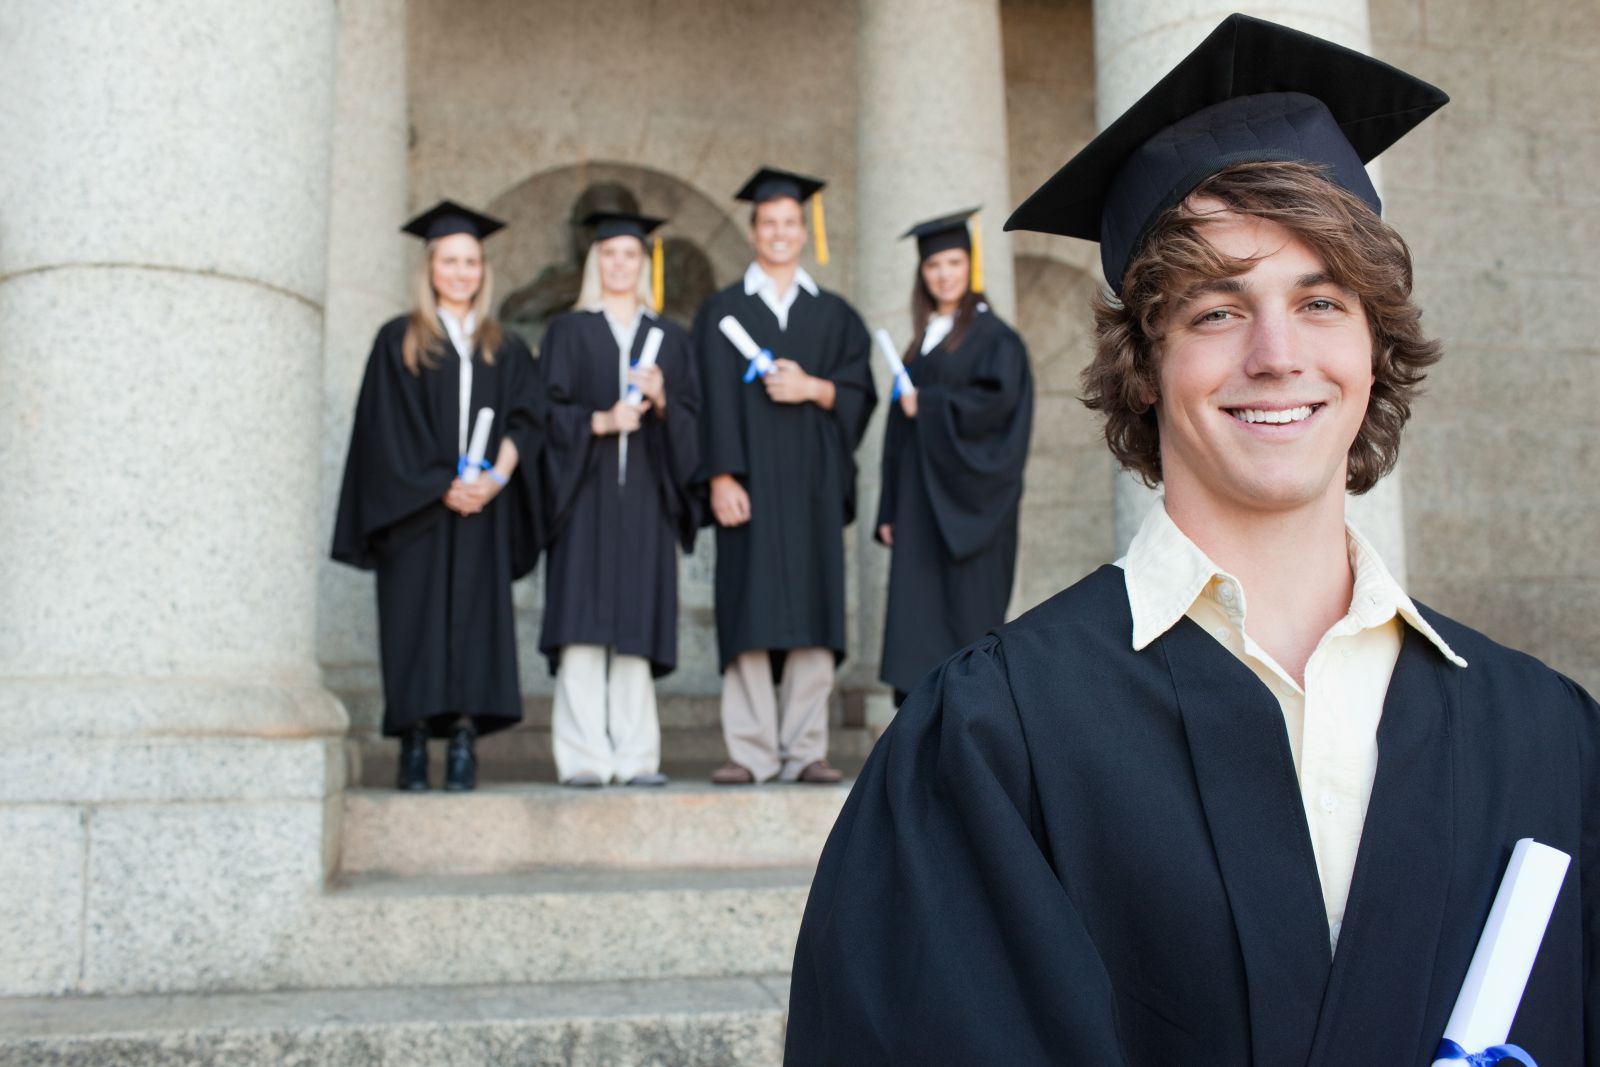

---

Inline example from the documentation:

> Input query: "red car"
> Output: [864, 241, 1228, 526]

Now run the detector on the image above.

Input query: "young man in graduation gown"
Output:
[333, 201, 543, 793]
[876, 210, 1033, 704]
[787, 17, 1599, 1066]
[693, 167, 877, 785]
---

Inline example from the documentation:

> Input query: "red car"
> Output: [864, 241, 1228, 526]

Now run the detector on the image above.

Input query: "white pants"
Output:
[552, 644, 660, 783]
[721, 647, 833, 783]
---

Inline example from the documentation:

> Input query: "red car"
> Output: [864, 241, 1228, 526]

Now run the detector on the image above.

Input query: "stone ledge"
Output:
[0, 975, 787, 1067]
[339, 781, 848, 875]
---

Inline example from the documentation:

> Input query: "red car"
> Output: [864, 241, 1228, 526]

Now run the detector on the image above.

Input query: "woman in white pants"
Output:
[537, 211, 702, 786]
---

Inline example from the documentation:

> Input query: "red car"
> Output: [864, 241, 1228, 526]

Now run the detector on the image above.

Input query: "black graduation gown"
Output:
[692, 282, 876, 670]
[331, 316, 543, 738]
[788, 564, 1600, 1066]
[875, 307, 1034, 694]
[537, 309, 700, 676]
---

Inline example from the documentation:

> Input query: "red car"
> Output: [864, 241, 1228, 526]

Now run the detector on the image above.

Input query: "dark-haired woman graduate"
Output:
[876, 210, 1033, 702]
[332, 200, 544, 792]
[537, 212, 701, 787]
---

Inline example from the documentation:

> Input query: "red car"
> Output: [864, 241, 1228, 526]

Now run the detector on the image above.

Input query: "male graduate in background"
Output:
[787, 16, 1598, 1065]
[693, 167, 876, 786]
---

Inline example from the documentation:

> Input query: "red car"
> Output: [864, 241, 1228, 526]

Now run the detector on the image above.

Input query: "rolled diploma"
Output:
[626, 327, 665, 406]
[460, 407, 495, 484]
[1432, 838, 1571, 1064]
[873, 328, 915, 397]
[718, 315, 773, 377]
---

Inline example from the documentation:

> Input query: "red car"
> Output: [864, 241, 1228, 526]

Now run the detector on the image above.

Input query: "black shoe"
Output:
[445, 723, 477, 792]
[396, 726, 430, 792]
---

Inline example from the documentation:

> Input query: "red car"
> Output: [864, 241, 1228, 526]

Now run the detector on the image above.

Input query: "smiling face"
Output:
[429, 233, 485, 312]
[749, 197, 807, 269]
[921, 248, 971, 312]
[596, 234, 645, 298]
[1154, 204, 1374, 520]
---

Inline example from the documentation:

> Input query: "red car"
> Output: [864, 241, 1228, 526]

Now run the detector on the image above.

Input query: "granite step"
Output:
[0, 974, 791, 1066]
[340, 781, 851, 876]
[289, 867, 812, 990]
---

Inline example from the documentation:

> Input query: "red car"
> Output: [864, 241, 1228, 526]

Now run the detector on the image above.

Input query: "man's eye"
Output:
[1306, 298, 1340, 312]
[1197, 308, 1233, 322]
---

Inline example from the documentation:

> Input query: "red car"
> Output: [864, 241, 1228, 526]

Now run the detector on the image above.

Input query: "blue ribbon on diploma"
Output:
[457, 456, 491, 478]
[1434, 1039, 1537, 1066]
[890, 367, 913, 402]
[625, 360, 643, 405]
[742, 349, 776, 383]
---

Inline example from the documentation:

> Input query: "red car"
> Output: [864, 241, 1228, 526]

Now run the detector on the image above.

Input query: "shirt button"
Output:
[1340, 645, 1354, 659]
[1217, 583, 1235, 603]
[1319, 791, 1338, 814]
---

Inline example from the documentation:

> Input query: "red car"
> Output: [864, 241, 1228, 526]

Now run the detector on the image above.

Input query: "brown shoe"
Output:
[710, 761, 756, 785]
[796, 760, 843, 784]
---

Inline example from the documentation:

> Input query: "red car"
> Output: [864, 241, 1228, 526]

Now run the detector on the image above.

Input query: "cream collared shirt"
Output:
[1119, 503, 1466, 952]
[743, 261, 818, 331]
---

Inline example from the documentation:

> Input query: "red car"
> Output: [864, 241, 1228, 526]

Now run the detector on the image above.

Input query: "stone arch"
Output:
[486, 162, 751, 352]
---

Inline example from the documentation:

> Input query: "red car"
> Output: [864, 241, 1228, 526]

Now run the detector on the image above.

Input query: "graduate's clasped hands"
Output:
[762, 358, 820, 404]
[443, 475, 499, 517]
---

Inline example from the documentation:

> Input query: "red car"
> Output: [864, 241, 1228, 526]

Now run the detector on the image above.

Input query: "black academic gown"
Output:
[788, 564, 1600, 1066]
[876, 307, 1033, 694]
[332, 315, 543, 738]
[692, 281, 876, 670]
[537, 309, 700, 676]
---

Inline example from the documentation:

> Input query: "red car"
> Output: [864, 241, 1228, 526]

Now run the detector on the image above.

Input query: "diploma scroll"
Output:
[458, 407, 496, 483]
[873, 328, 915, 401]
[626, 327, 665, 407]
[718, 315, 775, 382]
[1431, 838, 1570, 1066]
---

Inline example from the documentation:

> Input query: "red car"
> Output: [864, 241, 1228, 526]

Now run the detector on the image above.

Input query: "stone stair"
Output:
[0, 778, 854, 1065]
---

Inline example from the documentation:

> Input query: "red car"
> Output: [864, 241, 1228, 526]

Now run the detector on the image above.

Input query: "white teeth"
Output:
[1230, 405, 1315, 425]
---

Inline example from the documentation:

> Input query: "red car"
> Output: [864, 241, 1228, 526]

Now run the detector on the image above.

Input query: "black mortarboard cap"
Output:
[902, 208, 980, 260]
[582, 210, 667, 244]
[1004, 14, 1448, 293]
[734, 166, 827, 205]
[401, 200, 506, 242]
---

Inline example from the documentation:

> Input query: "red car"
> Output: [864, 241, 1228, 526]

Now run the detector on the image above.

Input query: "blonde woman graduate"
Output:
[333, 200, 545, 793]
[537, 211, 702, 787]
[876, 210, 1033, 704]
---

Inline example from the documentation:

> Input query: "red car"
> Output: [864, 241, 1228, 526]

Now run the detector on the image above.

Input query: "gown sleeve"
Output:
[538, 315, 603, 544]
[498, 332, 546, 580]
[331, 323, 455, 570]
[823, 305, 878, 527]
[692, 298, 748, 499]
[1570, 675, 1600, 1064]
[913, 326, 1034, 561]
[649, 324, 704, 551]
[874, 404, 905, 539]
[786, 635, 1127, 1066]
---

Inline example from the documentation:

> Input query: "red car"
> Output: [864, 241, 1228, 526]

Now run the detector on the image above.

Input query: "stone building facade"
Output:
[2, 0, 1595, 1055]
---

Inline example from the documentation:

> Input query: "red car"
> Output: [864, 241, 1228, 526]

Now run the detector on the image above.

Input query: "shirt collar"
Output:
[437, 308, 476, 354]
[743, 261, 818, 298]
[1120, 500, 1467, 667]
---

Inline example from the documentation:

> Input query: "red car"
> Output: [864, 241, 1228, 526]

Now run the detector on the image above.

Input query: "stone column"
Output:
[317, 0, 413, 764]
[854, 0, 1015, 722]
[0, 0, 342, 995]
[1096, 0, 1407, 582]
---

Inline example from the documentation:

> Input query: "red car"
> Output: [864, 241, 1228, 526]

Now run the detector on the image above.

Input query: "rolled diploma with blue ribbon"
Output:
[626, 326, 665, 407]
[1431, 838, 1570, 1066]
[718, 315, 774, 381]
[459, 407, 495, 484]
[873, 328, 915, 401]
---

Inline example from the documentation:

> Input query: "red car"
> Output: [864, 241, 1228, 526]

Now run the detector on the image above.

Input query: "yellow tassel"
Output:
[970, 215, 985, 293]
[812, 191, 829, 267]
[651, 235, 665, 313]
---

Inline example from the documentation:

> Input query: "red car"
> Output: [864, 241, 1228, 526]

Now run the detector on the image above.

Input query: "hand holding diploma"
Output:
[718, 315, 775, 382]
[1432, 838, 1571, 1067]
[626, 327, 666, 408]
[874, 328, 915, 403]
[458, 408, 496, 483]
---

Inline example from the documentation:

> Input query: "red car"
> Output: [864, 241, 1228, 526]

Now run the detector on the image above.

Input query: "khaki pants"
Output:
[552, 644, 660, 783]
[721, 647, 833, 782]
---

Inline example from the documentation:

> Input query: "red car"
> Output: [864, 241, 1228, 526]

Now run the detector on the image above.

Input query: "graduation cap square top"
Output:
[1004, 14, 1448, 294]
[902, 208, 980, 260]
[582, 210, 667, 244]
[401, 200, 506, 243]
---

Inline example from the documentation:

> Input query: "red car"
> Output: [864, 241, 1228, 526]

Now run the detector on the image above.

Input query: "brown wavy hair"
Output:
[1082, 161, 1441, 494]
